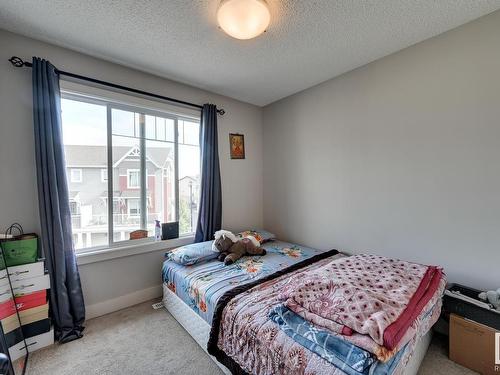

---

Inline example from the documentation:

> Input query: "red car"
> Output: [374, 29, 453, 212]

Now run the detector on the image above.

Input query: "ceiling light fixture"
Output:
[217, 0, 271, 40]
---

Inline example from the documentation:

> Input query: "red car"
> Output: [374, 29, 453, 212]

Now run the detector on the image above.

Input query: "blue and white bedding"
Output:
[162, 240, 324, 323]
[269, 305, 406, 375]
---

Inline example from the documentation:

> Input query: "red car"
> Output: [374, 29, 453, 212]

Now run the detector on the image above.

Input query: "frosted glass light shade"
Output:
[217, 0, 271, 40]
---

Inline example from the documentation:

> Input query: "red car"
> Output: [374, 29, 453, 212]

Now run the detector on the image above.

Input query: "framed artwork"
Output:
[229, 133, 245, 159]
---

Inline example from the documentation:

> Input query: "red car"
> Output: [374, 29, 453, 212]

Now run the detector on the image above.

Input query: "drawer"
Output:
[4, 318, 51, 348]
[12, 274, 50, 295]
[19, 303, 49, 326]
[24, 328, 54, 352]
[8, 328, 54, 361]
[15, 290, 47, 312]
[0, 261, 45, 287]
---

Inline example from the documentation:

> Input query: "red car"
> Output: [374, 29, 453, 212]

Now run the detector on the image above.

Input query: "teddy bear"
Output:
[478, 288, 500, 310]
[212, 230, 267, 265]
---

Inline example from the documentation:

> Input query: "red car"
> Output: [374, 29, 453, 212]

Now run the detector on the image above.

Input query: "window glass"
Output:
[145, 115, 156, 140]
[181, 120, 200, 146]
[62, 98, 108, 250]
[62, 92, 200, 252]
[178, 120, 201, 235]
[112, 108, 135, 137]
[112, 109, 142, 243]
[146, 139, 175, 236]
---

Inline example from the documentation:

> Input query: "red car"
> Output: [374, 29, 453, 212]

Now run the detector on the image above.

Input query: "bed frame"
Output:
[163, 284, 232, 375]
[162, 283, 432, 375]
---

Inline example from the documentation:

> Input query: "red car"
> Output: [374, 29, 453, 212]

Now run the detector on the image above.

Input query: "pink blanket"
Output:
[279, 254, 443, 350]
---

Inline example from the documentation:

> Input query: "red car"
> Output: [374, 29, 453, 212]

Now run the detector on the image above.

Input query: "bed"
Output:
[162, 240, 325, 324]
[161, 239, 443, 375]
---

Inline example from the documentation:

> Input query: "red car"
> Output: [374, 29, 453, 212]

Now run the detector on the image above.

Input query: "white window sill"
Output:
[76, 236, 195, 265]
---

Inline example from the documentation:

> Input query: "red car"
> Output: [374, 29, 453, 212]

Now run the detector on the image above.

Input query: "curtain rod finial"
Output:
[9, 56, 27, 67]
[217, 108, 226, 116]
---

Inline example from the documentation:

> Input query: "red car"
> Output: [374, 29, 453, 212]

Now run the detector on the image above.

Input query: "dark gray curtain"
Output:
[195, 104, 222, 242]
[32, 57, 85, 343]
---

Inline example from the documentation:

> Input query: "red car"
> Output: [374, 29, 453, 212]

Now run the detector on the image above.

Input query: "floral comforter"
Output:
[212, 254, 445, 375]
[162, 240, 324, 323]
[279, 254, 444, 350]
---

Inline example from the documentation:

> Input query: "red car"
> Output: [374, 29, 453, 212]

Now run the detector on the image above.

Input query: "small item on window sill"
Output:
[154, 220, 161, 242]
[161, 222, 179, 240]
[129, 230, 148, 240]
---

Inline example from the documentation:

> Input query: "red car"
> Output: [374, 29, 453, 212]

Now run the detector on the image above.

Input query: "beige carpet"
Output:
[27, 300, 476, 375]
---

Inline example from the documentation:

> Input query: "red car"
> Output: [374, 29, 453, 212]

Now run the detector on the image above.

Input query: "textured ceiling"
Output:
[1, 1, 499, 106]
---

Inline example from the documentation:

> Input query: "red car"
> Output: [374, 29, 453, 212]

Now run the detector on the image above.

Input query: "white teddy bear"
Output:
[478, 288, 500, 310]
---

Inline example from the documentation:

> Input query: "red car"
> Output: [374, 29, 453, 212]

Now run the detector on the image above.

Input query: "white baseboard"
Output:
[85, 284, 162, 320]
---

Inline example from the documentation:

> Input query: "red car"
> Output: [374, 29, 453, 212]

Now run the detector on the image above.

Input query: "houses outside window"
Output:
[61, 83, 201, 252]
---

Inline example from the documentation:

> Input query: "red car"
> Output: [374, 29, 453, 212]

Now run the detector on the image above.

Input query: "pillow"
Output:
[166, 241, 218, 266]
[237, 229, 275, 244]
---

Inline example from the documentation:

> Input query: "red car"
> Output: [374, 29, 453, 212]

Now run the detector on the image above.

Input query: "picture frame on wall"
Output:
[229, 133, 245, 159]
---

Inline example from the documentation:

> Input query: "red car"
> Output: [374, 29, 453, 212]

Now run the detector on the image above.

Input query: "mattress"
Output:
[162, 240, 324, 323]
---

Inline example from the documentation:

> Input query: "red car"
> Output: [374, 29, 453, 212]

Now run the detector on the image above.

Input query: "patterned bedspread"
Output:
[279, 254, 443, 350]
[162, 240, 324, 323]
[212, 254, 445, 375]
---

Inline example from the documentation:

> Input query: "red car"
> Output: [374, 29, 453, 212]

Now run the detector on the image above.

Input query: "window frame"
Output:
[69, 200, 80, 215]
[126, 169, 141, 189]
[70, 168, 83, 183]
[61, 84, 200, 254]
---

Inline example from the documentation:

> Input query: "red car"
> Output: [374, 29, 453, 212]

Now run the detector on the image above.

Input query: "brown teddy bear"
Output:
[212, 230, 267, 265]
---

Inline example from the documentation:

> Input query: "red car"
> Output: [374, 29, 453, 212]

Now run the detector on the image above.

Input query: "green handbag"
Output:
[0, 223, 39, 268]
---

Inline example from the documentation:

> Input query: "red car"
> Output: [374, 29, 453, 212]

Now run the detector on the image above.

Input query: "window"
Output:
[69, 201, 80, 215]
[127, 199, 141, 217]
[127, 169, 140, 189]
[61, 86, 201, 252]
[70, 169, 82, 183]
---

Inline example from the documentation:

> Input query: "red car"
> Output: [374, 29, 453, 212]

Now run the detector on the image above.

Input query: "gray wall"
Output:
[2, 8, 499, 311]
[0, 29, 263, 308]
[263, 10, 500, 290]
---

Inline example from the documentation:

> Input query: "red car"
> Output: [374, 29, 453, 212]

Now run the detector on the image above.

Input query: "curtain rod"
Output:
[8, 56, 225, 116]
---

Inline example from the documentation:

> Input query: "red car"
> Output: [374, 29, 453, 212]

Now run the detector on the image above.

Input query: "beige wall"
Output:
[0, 29, 263, 309]
[263, 10, 500, 290]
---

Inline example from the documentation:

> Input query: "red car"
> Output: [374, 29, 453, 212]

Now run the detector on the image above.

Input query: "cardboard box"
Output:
[449, 313, 500, 375]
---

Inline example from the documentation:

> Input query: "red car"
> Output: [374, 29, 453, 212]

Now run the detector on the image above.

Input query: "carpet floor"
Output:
[26, 300, 476, 375]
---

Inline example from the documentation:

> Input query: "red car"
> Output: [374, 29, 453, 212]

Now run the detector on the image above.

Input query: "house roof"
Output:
[64, 145, 172, 168]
